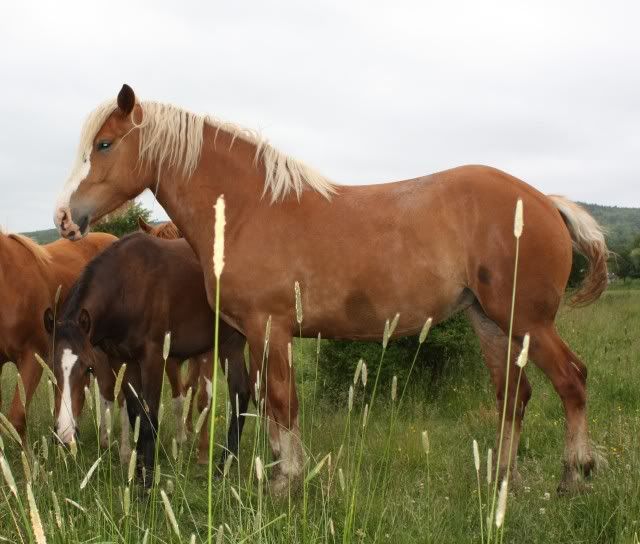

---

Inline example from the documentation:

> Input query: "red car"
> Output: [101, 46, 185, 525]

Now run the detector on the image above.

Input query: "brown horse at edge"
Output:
[0, 230, 115, 439]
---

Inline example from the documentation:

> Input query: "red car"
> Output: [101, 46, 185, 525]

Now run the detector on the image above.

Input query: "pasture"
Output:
[0, 284, 638, 543]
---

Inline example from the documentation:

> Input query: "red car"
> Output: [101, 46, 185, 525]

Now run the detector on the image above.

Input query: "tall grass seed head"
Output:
[495, 479, 509, 527]
[472, 439, 480, 472]
[514, 198, 524, 238]
[255, 456, 264, 481]
[421, 430, 430, 455]
[419, 317, 433, 344]
[294, 280, 303, 324]
[27, 482, 46, 544]
[516, 333, 530, 368]
[0, 454, 17, 497]
[163, 331, 171, 360]
[213, 195, 226, 278]
[353, 359, 363, 385]
[113, 363, 127, 399]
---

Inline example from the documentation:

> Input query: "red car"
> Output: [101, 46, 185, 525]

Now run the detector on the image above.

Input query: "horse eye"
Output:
[87, 367, 94, 375]
[96, 141, 111, 152]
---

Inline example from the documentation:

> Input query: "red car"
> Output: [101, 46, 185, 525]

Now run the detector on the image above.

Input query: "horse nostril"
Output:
[68, 230, 76, 238]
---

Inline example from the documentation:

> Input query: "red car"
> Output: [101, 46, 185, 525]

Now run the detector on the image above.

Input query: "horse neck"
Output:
[152, 125, 264, 260]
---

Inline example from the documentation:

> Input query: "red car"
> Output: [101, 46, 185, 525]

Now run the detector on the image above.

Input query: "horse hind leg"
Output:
[467, 303, 532, 484]
[528, 325, 596, 493]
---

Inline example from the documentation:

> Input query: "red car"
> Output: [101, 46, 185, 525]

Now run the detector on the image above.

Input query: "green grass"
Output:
[0, 288, 639, 543]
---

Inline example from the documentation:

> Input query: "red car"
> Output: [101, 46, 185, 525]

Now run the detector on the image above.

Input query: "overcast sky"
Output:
[0, 0, 638, 232]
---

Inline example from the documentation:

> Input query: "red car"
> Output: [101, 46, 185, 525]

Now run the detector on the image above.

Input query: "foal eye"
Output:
[96, 140, 111, 152]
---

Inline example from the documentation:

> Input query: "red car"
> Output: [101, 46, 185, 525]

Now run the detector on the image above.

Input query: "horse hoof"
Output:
[269, 473, 300, 498]
[557, 479, 592, 496]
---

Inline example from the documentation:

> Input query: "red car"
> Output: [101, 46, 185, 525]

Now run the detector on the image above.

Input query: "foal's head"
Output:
[44, 307, 95, 444]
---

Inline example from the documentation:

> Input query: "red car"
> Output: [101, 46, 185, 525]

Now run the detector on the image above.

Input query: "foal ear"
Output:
[78, 309, 92, 335]
[117, 84, 136, 116]
[138, 216, 152, 233]
[43, 308, 55, 335]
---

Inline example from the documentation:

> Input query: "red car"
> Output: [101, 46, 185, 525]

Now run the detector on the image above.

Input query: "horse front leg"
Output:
[246, 318, 302, 497]
[8, 349, 43, 441]
[138, 347, 164, 488]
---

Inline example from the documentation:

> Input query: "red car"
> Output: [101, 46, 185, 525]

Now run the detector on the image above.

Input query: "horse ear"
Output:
[78, 309, 92, 335]
[43, 308, 55, 335]
[117, 84, 136, 116]
[138, 216, 152, 233]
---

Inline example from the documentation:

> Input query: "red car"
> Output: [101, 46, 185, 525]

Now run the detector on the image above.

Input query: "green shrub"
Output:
[93, 201, 151, 238]
[315, 312, 479, 402]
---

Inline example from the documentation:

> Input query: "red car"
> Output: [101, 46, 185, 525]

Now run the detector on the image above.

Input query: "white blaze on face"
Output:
[54, 150, 92, 230]
[57, 348, 79, 443]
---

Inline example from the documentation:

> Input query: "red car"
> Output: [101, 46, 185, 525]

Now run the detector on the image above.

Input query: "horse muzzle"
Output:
[55, 207, 90, 240]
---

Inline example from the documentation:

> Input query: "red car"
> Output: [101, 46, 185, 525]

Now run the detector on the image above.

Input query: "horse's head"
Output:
[44, 307, 95, 444]
[55, 84, 150, 240]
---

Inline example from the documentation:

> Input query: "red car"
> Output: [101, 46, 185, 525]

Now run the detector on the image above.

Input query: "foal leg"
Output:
[165, 357, 187, 443]
[528, 325, 594, 493]
[219, 328, 251, 468]
[138, 350, 164, 486]
[467, 304, 532, 483]
[9, 349, 42, 439]
[247, 318, 302, 496]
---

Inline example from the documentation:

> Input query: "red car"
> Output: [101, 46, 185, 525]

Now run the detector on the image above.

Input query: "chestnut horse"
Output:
[45, 232, 251, 480]
[0, 229, 115, 439]
[54, 84, 608, 495]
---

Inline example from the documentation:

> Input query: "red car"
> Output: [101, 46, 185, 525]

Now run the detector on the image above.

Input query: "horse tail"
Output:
[547, 195, 609, 306]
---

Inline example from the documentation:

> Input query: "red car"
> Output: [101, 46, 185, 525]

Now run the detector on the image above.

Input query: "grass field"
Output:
[0, 285, 638, 543]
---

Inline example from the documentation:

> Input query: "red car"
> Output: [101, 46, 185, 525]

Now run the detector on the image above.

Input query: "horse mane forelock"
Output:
[79, 99, 337, 202]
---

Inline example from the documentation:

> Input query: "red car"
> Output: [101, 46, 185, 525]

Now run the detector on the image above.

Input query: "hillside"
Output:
[22, 227, 60, 244]
[19, 203, 640, 249]
[581, 203, 640, 251]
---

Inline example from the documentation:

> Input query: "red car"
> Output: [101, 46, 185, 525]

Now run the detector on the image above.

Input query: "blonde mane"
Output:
[1, 231, 52, 266]
[77, 99, 337, 202]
